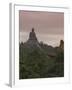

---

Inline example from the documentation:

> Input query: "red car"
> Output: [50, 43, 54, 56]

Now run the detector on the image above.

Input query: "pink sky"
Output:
[19, 10, 64, 47]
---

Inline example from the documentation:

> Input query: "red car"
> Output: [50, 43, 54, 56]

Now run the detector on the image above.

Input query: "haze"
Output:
[19, 10, 64, 47]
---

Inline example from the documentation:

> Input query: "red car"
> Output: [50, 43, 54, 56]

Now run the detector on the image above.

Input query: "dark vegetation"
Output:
[19, 41, 64, 79]
[19, 28, 64, 79]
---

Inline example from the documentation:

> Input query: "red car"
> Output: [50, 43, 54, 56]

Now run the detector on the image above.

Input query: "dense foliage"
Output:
[19, 42, 64, 79]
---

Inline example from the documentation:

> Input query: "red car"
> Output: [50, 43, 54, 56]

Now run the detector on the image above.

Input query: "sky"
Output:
[19, 10, 64, 47]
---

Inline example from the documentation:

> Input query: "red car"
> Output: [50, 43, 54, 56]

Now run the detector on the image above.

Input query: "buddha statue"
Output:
[29, 28, 37, 41]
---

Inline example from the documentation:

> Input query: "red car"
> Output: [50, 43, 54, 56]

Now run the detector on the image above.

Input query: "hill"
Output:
[19, 28, 64, 79]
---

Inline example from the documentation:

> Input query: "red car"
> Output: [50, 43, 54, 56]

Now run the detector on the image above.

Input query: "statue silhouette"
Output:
[29, 28, 37, 41]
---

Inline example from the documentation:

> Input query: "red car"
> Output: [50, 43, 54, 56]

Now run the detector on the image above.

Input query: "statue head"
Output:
[32, 28, 34, 32]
